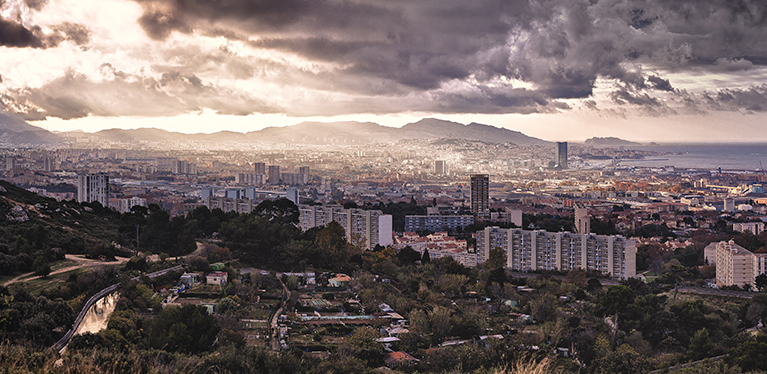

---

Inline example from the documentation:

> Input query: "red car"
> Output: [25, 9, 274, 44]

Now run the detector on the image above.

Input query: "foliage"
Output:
[147, 304, 220, 354]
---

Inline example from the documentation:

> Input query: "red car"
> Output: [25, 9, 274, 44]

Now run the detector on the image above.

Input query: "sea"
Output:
[614, 143, 767, 172]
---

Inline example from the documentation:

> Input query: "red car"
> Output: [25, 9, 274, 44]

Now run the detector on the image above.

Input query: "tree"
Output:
[757, 273, 767, 292]
[148, 305, 220, 353]
[421, 248, 431, 264]
[346, 326, 384, 363]
[398, 246, 421, 266]
[687, 328, 714, 361]
[32, 256, 50, 277]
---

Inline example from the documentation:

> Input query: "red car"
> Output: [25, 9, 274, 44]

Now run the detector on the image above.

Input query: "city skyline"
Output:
[1, 0, 767, 142]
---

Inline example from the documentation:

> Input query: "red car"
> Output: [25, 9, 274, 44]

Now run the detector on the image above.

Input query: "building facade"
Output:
[555, 142, 568, 169]
[298, 205, 393, 250]
[405, 214, 474, 232]
[732, 222, 765, 236]
[470, 174, 489, 219]
[476, 227, 636, 279]
[268, 165, 281, 184]
[434, 160, 446, 175]
[254, 162, 266, 175]
[574, 204, 590, 234]
[118, 196, 147, 213]
[77, 173, 109, 206]
[715, 240, 767, 290]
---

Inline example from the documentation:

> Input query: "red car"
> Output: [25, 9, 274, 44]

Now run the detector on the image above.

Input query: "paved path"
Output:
[3, 255, 129, 287]
[270, 275, 291, 351]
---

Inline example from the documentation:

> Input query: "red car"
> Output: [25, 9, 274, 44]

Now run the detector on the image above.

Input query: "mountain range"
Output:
[0, 115, 553, 147]
[0, 112, 61, 147]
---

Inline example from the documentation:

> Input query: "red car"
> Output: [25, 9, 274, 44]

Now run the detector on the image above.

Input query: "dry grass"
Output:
[492, 356, 554, 374]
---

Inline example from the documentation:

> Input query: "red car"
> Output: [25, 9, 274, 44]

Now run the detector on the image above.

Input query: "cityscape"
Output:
[2, 0, 767, 373]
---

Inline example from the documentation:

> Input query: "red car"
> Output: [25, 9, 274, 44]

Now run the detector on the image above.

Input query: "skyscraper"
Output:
[470, 174, 489, 219]
[435, 160, 446, 175]
[77, 173, 109, 206]
[555, 142, 568, 169]
[254, 162, 266, 175]
[268, 165, 281, 184]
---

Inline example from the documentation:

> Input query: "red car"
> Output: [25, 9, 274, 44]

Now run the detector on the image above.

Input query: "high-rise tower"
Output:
[435, 160, 446, 175]
[470, 174, 489, 219]
[77, 173, 109, 207]
[555, 142, 568, 169]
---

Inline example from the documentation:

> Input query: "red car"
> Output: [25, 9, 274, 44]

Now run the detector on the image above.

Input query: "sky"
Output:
[1, 0, 767, 142]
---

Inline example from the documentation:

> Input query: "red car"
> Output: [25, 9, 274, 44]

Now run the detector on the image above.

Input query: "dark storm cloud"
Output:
[0, 16, 91, 48]
[8, 0, 767, 119]
[2, 66, 278, 120]
[0, 18, 44, 48]
[135, 0, 766, 105]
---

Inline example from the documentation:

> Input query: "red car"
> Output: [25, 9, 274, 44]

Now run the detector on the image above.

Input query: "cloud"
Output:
[5, 0, 767, 121]
[1, 65, 277, 120]
[0, 18, 45, 48]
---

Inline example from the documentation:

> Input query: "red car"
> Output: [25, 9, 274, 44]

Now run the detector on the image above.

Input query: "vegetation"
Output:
[6, 182, 767, 373]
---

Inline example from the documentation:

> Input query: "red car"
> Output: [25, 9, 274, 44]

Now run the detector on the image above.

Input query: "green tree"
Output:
[148, 305, 220, 353]
[346, 326, 384, 363]
[687, 328, 714, 361]
[32, 256, 50, 277]
[421, 248, 431, 264]
[756, 273, 767, 292]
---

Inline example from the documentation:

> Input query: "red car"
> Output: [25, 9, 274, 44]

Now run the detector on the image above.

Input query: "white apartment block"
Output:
[118, 197, 148, 213]
[299, 205, 393, 250]
[732, 222, 765, 236]
[715, 240, 767, 291]
[77, 173, 109, 207]
[204, 196, 258, 214]
[476, 227, 636, 279]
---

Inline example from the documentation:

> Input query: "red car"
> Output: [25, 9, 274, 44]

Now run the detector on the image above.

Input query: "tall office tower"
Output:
[470, 174, 489, 219]
[254, 162, 266, 175]
[77, 173, 109, 206]
[299, 166, 310, 181]
[574, 204, 591, 234]
[5, 158, 15, 171]
[268, 165, 281, 184]
[43, 157, 54, 172]
[555, 142, 568, 169]
[435, 160, 446, 175]
[286, 187, 299, 205]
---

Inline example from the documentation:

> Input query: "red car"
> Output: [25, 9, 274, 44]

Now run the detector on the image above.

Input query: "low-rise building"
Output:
[206, 271, 228, 286]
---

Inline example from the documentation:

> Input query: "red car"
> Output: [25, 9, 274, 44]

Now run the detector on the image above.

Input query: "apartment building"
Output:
[715, 240, 767, 290]
[298, 205, 393, 250]
[476, 227, 636, 279]
[76, 173, 109, 206]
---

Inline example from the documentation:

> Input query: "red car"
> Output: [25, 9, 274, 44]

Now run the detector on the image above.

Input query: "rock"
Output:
[6, 205, 29, 222]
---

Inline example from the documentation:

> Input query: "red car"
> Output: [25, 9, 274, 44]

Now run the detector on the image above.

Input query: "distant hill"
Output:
[584, 137, 641, 147]
[0, 112, 60, 146]
[89, 118, 551, 146]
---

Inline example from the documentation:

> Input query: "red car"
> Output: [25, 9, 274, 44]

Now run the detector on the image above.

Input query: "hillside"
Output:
[0, 112, 60, 146]
[0, 181, 123, 272]
[85, 118, 551, 147]
[584, 136, 642, 147]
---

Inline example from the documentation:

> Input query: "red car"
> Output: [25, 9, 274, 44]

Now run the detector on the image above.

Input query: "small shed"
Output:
[207, 271, 228, 285]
